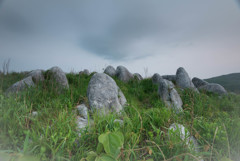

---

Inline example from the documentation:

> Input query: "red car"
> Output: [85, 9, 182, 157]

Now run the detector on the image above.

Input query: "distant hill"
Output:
[205, 73, 240, 94]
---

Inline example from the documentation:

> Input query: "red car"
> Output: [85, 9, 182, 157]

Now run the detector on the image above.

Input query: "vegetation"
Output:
[205, 73, 240, 94]
[0, 72, 240, 161]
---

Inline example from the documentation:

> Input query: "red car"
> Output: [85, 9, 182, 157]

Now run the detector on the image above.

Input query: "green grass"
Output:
[0, 72, 240, 161]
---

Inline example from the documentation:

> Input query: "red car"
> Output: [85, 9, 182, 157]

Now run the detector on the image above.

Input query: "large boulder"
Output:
[176, 67, 198, 92]
[133, 73, 143, 81]
[46, 66, 69, 89]
[192, 77, 208, 88]
[162, 75, 176, 82]
[6, 76, 35, 94]
[27, 69, 45, 83]
[104, 66, 116, 77]
[169, 123, 203, 161]
[158, 77, 183, 113]
[87, 73, 127, 114]
[116, 66, 133, 82]
[199, 83, 227, 95]
[152, 73, 162, 85]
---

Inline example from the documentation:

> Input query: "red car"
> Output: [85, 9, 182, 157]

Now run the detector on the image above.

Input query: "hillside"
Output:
[0, 67, 240, 161]
[205, 73, 240, 94]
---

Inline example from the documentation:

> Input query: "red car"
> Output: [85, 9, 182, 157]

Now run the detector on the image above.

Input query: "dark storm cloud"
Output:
[0, 0, 240, 78]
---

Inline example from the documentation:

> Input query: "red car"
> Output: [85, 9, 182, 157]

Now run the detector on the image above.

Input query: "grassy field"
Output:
[0, 72, 240, 161]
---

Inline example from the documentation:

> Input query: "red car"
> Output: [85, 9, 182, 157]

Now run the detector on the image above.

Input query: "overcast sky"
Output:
[0, 0, 240, 78]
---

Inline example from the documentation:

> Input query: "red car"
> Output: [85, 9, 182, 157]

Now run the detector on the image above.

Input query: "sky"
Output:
[0, 0, 240, 79]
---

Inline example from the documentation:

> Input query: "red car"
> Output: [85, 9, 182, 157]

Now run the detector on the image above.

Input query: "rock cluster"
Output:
[192, 77, 227, 95]
[6, 66, 69, 95]
[104, 65, 143, 82]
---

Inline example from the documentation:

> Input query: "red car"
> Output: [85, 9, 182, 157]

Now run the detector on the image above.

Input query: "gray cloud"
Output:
[0, 0, 239, 78]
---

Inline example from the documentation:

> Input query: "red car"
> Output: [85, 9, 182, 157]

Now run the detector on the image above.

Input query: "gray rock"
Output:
[79, 69, 90, 76]
[133, 73, 143, 81]
[76, 116, 88, 136]
[104, 66, 116, 77]
[158, 77, 183, 113]
[164, 79, 175, 89]
[27, 69, 45, 83]
[176, 67, 198, 92]
[31, 111, 38, 117]
[83, 69, 90, 75]
[169, 123, 203, 161]
[162, 75, 176, 82]
[199, 83, 227, 95]
[118, 90, 127, 106]
[116, 66, 133, 82]
[6, 76, 35, 94]
[47, 66, 69, 89]
[87, 73, 127, 114]
[152, 73, 161, 85]
[76, 104, 88, 119]
[192, 77, 208, 88]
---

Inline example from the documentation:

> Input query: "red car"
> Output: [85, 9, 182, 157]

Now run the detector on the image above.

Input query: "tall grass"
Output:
[0, 72, 239, 160]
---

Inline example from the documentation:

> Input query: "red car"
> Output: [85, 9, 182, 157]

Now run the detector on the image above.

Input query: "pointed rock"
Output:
[176, 67, 198, 92]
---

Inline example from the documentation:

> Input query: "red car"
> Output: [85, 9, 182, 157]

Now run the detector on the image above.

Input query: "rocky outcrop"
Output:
[169, 123, 203, 161]
[162, 75, 176, 82]
[46, 66, 69, 89]
[192, 77, 208, 88]
[87, 73, 127, 114]
[158, 77, 183, 113]
[199, 83, 227, 95]
[104, 66, 116, 77]
[27, 69, 45, 83]
[176, 67, 198, 92]
[116, 66, 133, 82]
[6, 76, 35, 94]
[133, 73, 143, 81]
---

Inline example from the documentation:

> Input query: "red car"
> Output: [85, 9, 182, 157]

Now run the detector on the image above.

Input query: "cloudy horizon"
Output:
[0, 0, 240, 79]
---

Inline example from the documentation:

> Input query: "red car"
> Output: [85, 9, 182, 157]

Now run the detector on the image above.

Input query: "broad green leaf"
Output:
[86, 151, 98, 161]
[96, 143, 104, 154]
[95, 154, 116, 161]
[98, 131, 124, 158]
